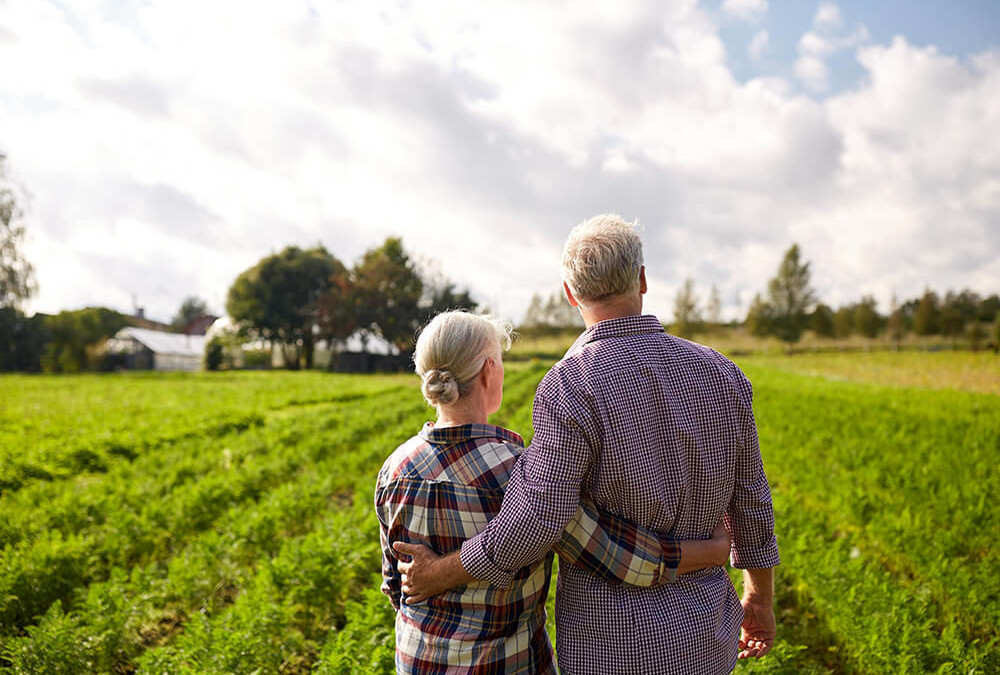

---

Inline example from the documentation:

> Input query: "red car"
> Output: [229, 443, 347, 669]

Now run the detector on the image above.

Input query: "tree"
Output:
[853, 295, 881, 338]
[811, 304, 835, 339]
[170, 296, 209, 332]
[913, 289, 940, 336]
[521, 293, 547, 329]
[671, 277, 702, 338]
[745, 293, 771, 338]
[226, 246, 342, 369]
[41, 307, 127, 373]
[0, 154, 36, 309]
[315, 262, 360, 348]
[886, 292, 905, 345]
[765, 244, 815, 345]
[520, 291, 581, 334]
[833, 305, 854, 339]
[0, 306, 47, 371]
[706, 285, 722, 329]
[978, 294, 1000, 323]
[351, 237, 424, 353]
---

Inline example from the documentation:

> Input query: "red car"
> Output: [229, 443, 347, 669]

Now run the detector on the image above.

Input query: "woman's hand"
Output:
[393, 542, 474, 603]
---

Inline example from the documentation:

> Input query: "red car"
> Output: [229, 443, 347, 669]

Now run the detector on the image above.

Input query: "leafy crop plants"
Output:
[0, 357, 996, 674]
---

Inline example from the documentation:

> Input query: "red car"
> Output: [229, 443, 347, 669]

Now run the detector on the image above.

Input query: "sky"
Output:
[1, 0, 998, 326]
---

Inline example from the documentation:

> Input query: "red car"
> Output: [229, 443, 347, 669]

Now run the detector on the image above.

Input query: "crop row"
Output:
[735, 365, 1000, 674]
[1, 366, 542, 673]
[0, 386, 419, 637]
[0, 372, 407, 493]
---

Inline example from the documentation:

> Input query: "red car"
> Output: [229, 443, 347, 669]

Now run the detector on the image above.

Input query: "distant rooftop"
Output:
[113, 327, 207, 357]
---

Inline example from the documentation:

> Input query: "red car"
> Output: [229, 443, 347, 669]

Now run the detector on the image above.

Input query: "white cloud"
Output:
[814, 2, 844, 31]
[795, 54, 832, 91]
[721, 0, 769, 22]
[2, 2, 997, 326]
[748, 30, 770, 59]
[793, 6, 869, 93]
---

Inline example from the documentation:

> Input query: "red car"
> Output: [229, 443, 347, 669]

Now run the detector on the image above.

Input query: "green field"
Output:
[1, 353, 998, 674]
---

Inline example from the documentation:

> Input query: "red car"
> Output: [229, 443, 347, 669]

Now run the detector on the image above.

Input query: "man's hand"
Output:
[393, 542, 475, 604]
[738, 598, 775, 658]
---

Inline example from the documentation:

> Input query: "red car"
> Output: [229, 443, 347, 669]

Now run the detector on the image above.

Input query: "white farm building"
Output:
[106, 327, 208, 372]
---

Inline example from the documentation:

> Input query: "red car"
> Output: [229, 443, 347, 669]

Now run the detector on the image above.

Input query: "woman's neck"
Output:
[435, 400, 488, 427]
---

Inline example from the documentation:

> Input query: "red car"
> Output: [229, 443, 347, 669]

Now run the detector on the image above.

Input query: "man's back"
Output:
[524, 315, 779, 674]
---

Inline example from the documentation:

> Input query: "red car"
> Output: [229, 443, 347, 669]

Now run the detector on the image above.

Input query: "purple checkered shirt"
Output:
[376, 422, 682, 674]
[461, 315, 781, 675]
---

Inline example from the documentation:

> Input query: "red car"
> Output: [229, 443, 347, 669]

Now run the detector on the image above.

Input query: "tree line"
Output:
[741, 244, 1000, 349]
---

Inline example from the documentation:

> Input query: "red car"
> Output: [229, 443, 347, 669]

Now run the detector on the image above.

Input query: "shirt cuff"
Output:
[460, 536, 516, 588]
[730, 536, 781, 570]
[660, 536, 680, 584]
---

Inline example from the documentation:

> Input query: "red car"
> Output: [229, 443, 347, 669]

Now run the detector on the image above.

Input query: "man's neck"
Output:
[579, 296, 644, 328]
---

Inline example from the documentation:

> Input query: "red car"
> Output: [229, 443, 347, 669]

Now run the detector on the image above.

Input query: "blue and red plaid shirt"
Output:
[376, 422, 681, 675]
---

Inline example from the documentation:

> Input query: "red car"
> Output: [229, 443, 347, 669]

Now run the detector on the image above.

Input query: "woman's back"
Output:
[376, 422, 557, 675]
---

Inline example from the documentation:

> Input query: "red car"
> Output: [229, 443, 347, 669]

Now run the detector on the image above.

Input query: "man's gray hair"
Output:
[561, 214, 644, 306]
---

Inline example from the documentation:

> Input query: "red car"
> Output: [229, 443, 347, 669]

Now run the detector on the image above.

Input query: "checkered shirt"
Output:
[376, 422, 682, 675]
[461, 315, 781, 675]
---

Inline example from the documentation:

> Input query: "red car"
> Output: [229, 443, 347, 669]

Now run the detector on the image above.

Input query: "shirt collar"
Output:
[418, 422, 524, 447]
[566, 314, 665, 356]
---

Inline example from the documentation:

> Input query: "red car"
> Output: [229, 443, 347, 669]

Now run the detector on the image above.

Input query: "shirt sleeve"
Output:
[374, 482, 402, 610]
[461, 384, 596, 587]
[727, 368, 781, 570]
[555, 498, 680, 586]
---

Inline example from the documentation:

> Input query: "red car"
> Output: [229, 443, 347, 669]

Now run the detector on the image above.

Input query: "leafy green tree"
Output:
[745, 293, 772, 338]
[671, 277, 702, 338]
[833, 305, 854, 338]
[0, 306, 48, 371]
[227, 246, 343, 369]
[1, 154, 36, 309]
[351, 237, 424, 353]
[913, 289, 941, 335]
[41, 307, 127, 373]
[853, 295, 881, 338]
[811, 303, 835, 338]
[765, 244, 815, 345]
[315, 262, 360, 349]
[170, 296, 209, 332]
[886, 292, 905, 345]
[978, 294, 999, 323]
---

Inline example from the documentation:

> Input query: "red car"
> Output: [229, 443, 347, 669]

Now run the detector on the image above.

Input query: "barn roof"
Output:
[113, 327, 207, 357]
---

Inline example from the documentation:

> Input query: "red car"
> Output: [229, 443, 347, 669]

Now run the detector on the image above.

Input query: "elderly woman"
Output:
[376, 311, 728, 674]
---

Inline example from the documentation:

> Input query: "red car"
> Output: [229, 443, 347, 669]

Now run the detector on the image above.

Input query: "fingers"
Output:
[393, 541, 426, 557]
[737, 636, 773, 659]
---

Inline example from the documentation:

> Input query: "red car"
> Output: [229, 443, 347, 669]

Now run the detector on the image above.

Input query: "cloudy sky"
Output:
[2, 0, 998, 325]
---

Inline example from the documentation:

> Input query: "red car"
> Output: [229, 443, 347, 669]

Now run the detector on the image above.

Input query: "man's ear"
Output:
[563, 281, 580, 307]
[639, 266, 647, 295]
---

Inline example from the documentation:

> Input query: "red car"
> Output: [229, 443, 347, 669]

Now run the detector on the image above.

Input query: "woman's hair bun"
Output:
[422, 369, 459, 406]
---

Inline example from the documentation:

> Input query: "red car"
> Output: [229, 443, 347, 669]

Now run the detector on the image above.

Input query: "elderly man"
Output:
[396, 214, 780, 674]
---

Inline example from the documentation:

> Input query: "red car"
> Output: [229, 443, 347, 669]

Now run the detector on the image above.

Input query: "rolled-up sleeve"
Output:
[556, 498, 680, 586]
[374, 480, 402, 610]
[727, 369, 781, 570]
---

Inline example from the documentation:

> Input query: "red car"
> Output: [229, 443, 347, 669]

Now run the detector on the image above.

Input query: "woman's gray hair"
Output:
[561, 214, 644, 306]
[414, 311, 514, 407]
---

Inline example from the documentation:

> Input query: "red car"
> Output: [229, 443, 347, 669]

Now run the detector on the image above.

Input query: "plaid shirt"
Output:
[376, 422, 681, 675]
[461, 315, 781, 675]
